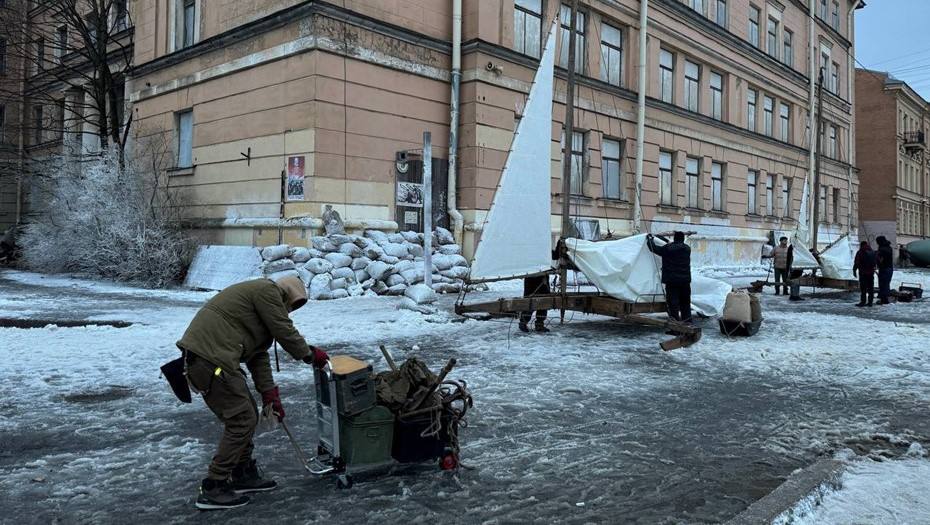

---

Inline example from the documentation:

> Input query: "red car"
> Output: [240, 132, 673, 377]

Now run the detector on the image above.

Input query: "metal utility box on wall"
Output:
[394, 151, 449, 232]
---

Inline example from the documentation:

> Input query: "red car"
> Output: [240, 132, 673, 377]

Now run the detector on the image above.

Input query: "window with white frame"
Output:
[766, 17, 778, 59]
[659, 49, 674, 103]
[689, 0, 704, 16]
[686, 157, 700, 209]
[713, 0, 726, 27]
[514, 0, 542, 58]
[829, 124, 837, 158]
[819, 0, 828, 19]
[602, 138, 623, 200]
[180, 0, 196, 49]
[600, 23, 622, 86]
[747, 88, 757, 131]
[763, 96, 774, 136]
[765, 174, 774, 215]
[831, 61, 839, 94]
[685, 60, 700, 112]
[820, 51, 830, 82]
[782, 177, 791, 216]
[659, 151, 673, 206]
[749, 6, 760, 47]
[747, 169, 758, 214]
[177, 109, 193, 168]
[562, 129, 585, 195]
[711, 162, 724, 211]
[779, 102, 790, 142]
[559, 4, 585, 74]
[831, 1, 840, 30]
[710, 71, 723, 120]
[783, 29, 793, 68]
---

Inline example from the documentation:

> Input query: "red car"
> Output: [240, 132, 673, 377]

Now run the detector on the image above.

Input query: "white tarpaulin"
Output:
[184, 245, 263, 290]
[820, 235, 855, 280]
[565, 235, 732, 317]
[790, 234, 821, 270]
[469, 22, 557, 282]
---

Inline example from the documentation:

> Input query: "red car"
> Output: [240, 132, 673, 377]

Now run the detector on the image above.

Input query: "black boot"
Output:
[518, 321, 529, 333]
[230, 460, 277, 494]
[196, 478, 250, 510]
[535, 322, 550, 333]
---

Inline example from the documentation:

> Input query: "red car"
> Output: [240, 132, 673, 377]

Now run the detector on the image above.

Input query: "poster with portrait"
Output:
[396, 181, 424, 208]
[286, 156, 305, 201]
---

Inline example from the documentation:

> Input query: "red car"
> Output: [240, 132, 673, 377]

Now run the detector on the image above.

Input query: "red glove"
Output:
[303, 346, 329, 368]
[261, 386, 285, 422]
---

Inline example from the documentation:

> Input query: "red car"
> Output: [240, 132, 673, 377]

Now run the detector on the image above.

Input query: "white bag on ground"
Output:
[386, 274, 407, 287]
[383, 242, 409, 258]
[386, 283, 407, 295]
[366, 260, 392, 281]
[339, 243, 362, 258]
[309, 274, 333, 300]
[304, 258, 334, 275]
[401, 231, 420, 243]
[722, 291, 753, 323]
[291, 247, 313, 263]
[331, 267, 355, 281]
[438, 244, 462, 256]
[261, 244, 291, 262]
[295, 266, 313, 285]
[380, 255, 401, 265]
[348, 283, 364, 297]
[311, 237, 338, 253]
[330, 288, 349, 299]
[330, 278, 349, 290]
[440, 266, 470, 280]
[324, 252, 353, 269]
[266, 269, 300, 282]
[407, 243, 424, 258]
[435, 227, 455, 245]
[351, 257, 371, 271]
[264, 258, 296, 274]
[354, 269, 370, 283]
[365, 230, 390, 246]
[405, 283, 437, 304]
[388, 233, 405, 244]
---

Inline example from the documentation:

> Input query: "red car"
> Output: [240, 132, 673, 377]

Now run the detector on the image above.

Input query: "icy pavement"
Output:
[2, 268, 930, 523]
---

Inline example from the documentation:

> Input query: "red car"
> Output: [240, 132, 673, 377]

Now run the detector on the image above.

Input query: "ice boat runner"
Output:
[454, 15, 729, 350]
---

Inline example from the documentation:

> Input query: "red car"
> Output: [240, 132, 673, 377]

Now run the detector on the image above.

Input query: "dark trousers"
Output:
[186, 353, 258, 481]
[773, 268, 789, 295]
[520, 275, 551, 325]
[878, 267, 893, 303]
[859, 273, 875, 305]
[665, 282, 692, 323]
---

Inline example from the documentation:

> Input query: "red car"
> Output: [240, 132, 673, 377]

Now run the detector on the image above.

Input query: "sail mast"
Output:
[559, 0, 579, 305]
[812, 69, 824, 251]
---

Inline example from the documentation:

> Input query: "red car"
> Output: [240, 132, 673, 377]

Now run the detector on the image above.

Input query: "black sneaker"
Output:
[196, 478, 250, 510]
[518, 321, 529, 333]
[230, 460, 278, 494]
[535, 324, 550, 333]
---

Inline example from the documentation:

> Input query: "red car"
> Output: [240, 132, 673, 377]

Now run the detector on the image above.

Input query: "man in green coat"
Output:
[177, 276, 329, 510]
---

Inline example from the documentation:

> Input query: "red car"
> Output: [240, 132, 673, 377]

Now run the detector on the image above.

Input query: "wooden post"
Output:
[812, 70, 824, 252]
[559, 0, 579, 322]
[423, 131, 433, 288]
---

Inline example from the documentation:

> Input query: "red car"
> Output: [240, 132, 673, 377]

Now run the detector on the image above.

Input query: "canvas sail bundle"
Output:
[819, 235, 855, 280]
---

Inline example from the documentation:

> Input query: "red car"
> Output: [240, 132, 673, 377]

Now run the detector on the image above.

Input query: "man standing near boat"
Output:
[763, 236, 793, 296]
[646, 232, 692, 324]
[853, 240, 876, 307]
[876, 236, 895, 305]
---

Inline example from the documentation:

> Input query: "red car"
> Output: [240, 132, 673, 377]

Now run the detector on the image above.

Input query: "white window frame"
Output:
[747, 88, 757, 131]
[710, 71, 723, 120]
[783, 29, 793, 68]
[779, 102, 790, 142]
[766, 17, 778, 59]
[689, 0, 705, 16]
[713, 0, 727, 27]
[763, 96, 774, 137]
[514, 0, 543, 58]
[659, 49, 674, 104]
[685, 60, 700, 112]
[749, 6, 760, 48]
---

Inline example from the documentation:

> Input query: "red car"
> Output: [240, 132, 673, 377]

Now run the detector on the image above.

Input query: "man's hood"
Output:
[275, 276, 308, 311]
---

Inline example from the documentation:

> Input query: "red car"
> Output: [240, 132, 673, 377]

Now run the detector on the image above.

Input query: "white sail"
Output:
[468, 21, 558, 283]
[820, 234, 855, 280]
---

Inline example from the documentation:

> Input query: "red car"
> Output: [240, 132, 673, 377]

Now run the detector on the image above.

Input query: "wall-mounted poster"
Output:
[396, 181, 424, 208]
[286, 156, 305, 201]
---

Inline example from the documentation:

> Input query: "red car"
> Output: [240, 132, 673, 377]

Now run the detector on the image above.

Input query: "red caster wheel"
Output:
[439, 453, 458, 471]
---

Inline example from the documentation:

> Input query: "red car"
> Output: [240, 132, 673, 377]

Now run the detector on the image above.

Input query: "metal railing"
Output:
[904, 131, 925, 145]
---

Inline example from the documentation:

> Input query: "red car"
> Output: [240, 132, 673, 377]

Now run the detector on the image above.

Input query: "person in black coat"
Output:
[519, 247, 559, 333]
[647, 232, 692, 323]
[875, 236, 895, 305]
[853, 240, 876, 307]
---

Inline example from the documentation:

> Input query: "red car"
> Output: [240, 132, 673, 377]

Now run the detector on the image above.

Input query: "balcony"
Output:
[904, 131, 926, 153]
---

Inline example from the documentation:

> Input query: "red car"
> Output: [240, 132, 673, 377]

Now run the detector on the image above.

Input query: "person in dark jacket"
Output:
[853, 240, 876, 307]
[177, 277, 329, 510]
[647, 232, 692, 323]
[875, 236, 895, 305]
[519, 274, 552, 333]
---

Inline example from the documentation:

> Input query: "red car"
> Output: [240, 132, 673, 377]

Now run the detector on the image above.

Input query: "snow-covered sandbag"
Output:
[322, 205, 345, 235]
[386, 274, 407, 287]
[440, 266, 470, 280]
[401, 231, 420, 243]
[438, 244, 462, 256]
[449, 255, 468, 267]
[365, 230, 390, 246]
[388, 233, 405, 244]
[307, 248, 325, 259]
[400, 266, 425, 284]
[261, 244, 291, 262]
[338, 243, 362, 258]
[309, 274, 333, 300]
[295, 266, 313, 285]
[330, 278, 349, 290]
[407, 243, 424, 258]
[435, 227, 455, 245]
[330, 234, 353, 246]
[433, 282, 462, 294]
[405, 283, 437, 304]
[394, 260, 415, 274]
[304, 258, 334, 275]
[380, 255, 400, 265]
[266, 269, 300, 282]
[351, 257, 371, 271]
[353, 236, 372, 249]
[348, 283, 364, 297]
[332, 267, 356, 282]
[291, 247, 313, 263]
[364, 244, 385, 260]
[364, 289, 378, 297]
[330, 289, 349, 300]
[371, 280, 389, 294]
[382, 242, 408, 258]
[722, 291, 752, 323]
[311, 236, 338, 253]
[386, 283, 407, 295]
[398, 297, 437, 315]
[431, 254, 458, 271]
[431, 274, 452, 284]
[366, 260, 392, 281]
[324, 252, 353, 269]
[264, 258, 296, 274]
[354, 269, 370, 284]
[360, 278, 375, 290]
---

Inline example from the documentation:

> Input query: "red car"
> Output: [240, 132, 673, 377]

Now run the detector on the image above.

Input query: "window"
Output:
[559, 4, 585, 74]
[749, 6, 760, 47]
[767, 17, 778, 59]
[747, 170, 758, 214]
[710, 72, 723, 120]
[686, 157, 700, 209]
[602, 139, 623, 200]
[86, 13, 98, 46]
[0, 104, 5, 142]
[659, 151, 673, 206]
[659, 49, 674, 103]
[56, 99, 65, 141]
[831, 1, 840, 30]
[562, 129, 585, 195]
[33, 105, 43, 145]
[713, 0, 727, 27]
[36, 38, 45, 72]
[831, 61, 839, 94]
[820, 51, 829, 82]
[819, 186, 826, 221]
[765, 174, 774, 215]
[0, 38, 6, 74]
[177, 110, 193, 168]
[779, 103, 790, 142]
[782, 178, 791, 217]
[114, 0, 129, 31]
[183, 0, 196, 48]
[685, 60, 700, 112]
[711, 162, 724, 211]
[763, 96, 774, 136]
[783, 29, 793, 67]
[829, 125, 837, 158]
[833, 188, 840, 223]
[600, 23, 622, 86]
[689, 0, 704, 16]
[819, 0, 828, 19]
[747, 89, 757, 131]
[514, 0, 542, 58]
[55, 26, 68, 64]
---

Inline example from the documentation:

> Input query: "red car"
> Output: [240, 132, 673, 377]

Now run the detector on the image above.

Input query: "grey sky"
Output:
[855, 0, 930, 101]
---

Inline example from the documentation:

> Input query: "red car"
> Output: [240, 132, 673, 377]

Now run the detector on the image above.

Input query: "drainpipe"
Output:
[632, 0, 649, 234]
[807, 0, 817, 241]
[846, 3, 856, 234]
[447, 0, 464, 243]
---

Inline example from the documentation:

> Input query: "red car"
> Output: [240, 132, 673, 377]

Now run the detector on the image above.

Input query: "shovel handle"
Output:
[380, 345, 399, 372]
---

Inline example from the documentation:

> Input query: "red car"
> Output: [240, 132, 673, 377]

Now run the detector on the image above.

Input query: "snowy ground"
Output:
[3, 268, 930, 523]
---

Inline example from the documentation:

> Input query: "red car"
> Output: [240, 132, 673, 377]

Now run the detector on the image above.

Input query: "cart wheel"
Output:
[439, 453, 458, 471]
[336, 474, 353, 490]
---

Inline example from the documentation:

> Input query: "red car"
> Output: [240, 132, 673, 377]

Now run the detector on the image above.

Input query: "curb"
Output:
[726, 459, 846, 525]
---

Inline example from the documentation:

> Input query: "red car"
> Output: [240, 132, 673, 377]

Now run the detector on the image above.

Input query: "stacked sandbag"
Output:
[261, 227, 470, 301]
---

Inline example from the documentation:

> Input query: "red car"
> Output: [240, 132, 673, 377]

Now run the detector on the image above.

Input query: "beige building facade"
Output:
[126, 0, 863, 260]
[855, 69, 929, 247]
